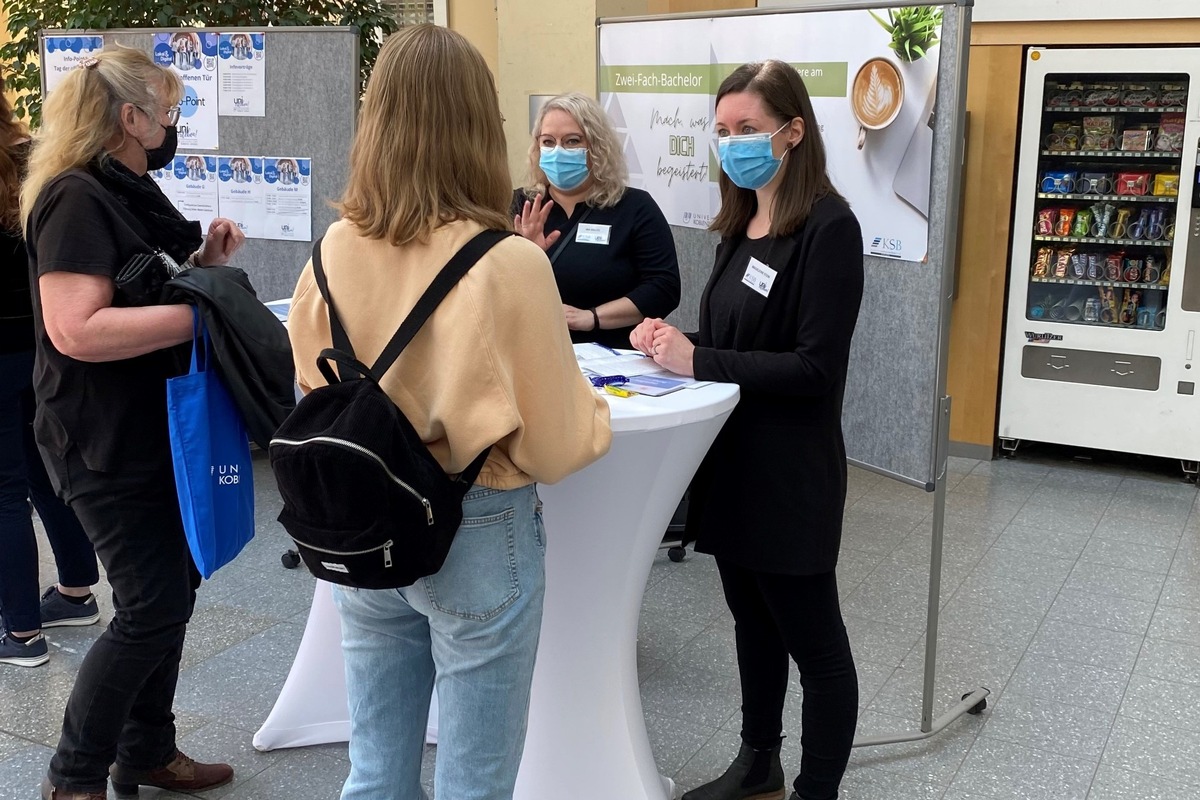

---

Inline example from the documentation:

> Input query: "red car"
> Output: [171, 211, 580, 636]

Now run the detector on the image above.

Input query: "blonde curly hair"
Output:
[523, 92, 627, 209]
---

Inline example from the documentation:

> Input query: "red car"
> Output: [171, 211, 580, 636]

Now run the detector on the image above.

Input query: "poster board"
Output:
[38, 27, 358, 302]
[599, 2, 971, 487]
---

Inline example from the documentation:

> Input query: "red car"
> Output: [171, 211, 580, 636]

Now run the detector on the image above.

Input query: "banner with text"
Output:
[153, 32, 221, 150]
[599, 7, 943, 261]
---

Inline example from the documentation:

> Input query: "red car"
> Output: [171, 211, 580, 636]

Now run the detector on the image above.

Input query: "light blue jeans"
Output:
[331, 484, 546, 800]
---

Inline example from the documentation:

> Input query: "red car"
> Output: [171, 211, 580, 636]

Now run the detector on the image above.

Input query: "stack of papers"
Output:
[574, 343, 694, 397]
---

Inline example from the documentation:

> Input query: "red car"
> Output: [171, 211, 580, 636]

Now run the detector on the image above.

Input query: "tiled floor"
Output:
[2, 450, 1199, 799]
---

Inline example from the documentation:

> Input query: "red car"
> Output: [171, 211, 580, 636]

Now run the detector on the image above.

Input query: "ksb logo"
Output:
[871, 236, 902, 254]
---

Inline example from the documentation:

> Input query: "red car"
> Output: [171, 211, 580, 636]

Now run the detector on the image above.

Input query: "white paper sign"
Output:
[576, 223, 611, 245]
[148, 162, 182, 209]
[263, 157, 312, 241]
[217, 156, 266, 239]
[170, 155, 220, 231]
[600, 7, 942, 261]
[741, 257, 777, 297]
[153, 33, 220, 150]
[42, 35, 104, 95]
[218, 33, 266, 117]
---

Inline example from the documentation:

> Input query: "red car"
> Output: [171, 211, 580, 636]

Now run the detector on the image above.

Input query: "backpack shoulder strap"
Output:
[309, 237, 355, 360]
[370, 229, 514, 377]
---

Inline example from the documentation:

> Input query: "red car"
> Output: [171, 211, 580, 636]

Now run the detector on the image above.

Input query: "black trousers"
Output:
[716, 559, 858, 800]
[0, 350, 97, 633]
[44, 448, 200, 793]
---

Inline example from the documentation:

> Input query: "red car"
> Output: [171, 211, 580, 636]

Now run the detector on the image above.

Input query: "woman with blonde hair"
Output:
[22, 46, 244, 800]
[287, 25, 610, 800]
[513, 92, 680, 350]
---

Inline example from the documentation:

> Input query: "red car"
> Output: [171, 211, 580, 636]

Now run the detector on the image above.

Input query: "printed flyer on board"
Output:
[153, 32, 220, 150]
[217, 156, 266, 239]
[171, 155, 220, 231]
[600, 7, 942, 261]
[218, 33, 266, 116]
[263, 157, 312, 241]
[42, 35, 104, 94]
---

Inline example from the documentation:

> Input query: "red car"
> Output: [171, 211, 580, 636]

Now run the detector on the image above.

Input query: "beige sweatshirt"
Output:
[289, 218, 612, 490]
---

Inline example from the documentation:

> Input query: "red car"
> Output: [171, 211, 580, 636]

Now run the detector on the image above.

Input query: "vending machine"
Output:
[997, 47, 1200, 476]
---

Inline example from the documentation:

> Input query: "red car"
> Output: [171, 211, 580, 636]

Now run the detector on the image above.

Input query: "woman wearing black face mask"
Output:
[21, 47, 244, 800]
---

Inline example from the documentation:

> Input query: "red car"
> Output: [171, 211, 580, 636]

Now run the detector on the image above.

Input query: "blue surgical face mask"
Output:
[717, 122, 790, 190]
[539, 145, 590, 191]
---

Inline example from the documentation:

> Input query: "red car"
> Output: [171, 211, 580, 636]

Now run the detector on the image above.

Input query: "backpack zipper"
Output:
[272, 435, 435, 525]
[293, 536, 393, 567]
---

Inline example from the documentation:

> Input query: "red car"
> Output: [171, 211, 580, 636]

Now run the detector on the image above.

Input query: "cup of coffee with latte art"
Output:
[851, 57, 904, 150]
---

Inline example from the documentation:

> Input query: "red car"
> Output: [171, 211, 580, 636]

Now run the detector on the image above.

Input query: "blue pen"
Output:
[589, 374, 629, 388]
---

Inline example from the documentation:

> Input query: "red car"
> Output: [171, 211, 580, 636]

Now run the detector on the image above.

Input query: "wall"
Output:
[447, 0, 498, 77]
[495, 2, 598, 182]
[945, 44, 1021, 454]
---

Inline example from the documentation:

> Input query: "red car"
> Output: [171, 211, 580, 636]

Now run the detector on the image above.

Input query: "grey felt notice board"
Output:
[39, 27, 359, 303]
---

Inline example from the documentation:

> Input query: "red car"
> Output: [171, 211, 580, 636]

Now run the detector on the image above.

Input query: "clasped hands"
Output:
[630, 318, 694, 377]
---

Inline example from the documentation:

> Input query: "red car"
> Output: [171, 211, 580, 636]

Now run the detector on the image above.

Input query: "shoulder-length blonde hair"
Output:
[523, 93, 627, 209]
[337, 25, 511, 245]
[20, 45, 181, 229]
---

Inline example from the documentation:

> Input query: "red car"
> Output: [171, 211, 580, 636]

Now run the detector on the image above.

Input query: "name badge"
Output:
[741, 257, 777, 298]
[576, 223, 611, 245]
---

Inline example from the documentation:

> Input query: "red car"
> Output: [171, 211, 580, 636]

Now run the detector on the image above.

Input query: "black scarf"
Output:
[89, 157, 203, 266]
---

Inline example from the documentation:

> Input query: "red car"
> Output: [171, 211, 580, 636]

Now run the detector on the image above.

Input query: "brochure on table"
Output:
[574, 343, 699, 396]
[599, 6, 942, 261]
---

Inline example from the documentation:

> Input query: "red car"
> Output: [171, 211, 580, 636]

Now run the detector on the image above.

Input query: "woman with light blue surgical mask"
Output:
[513, 92, 680, 350]
[631, 59, 863, 800]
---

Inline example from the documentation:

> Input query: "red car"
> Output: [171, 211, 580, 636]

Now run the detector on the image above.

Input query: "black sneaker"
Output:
[39, 586, 100, 628]
[0, 632, 49, 667]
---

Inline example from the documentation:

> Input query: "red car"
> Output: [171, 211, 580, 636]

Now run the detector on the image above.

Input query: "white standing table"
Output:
[253, 373, 738, 800]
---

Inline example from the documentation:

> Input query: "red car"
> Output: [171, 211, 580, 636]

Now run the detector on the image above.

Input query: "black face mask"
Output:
[144, 125, 178, 172]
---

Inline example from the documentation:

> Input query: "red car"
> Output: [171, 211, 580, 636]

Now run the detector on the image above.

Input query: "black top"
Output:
[26, 170, 190, 472]
[0, 142, 32, 354]
[685, 194, 864, 575]
[511, 187, 680, 350]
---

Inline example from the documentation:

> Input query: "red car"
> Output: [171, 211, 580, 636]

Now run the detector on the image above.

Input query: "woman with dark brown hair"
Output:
[0, 77, 101, 671]
[632, 59, 864, 800]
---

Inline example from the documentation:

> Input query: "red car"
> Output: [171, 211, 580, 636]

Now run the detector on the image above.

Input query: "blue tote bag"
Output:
[167, 311, 255, 578]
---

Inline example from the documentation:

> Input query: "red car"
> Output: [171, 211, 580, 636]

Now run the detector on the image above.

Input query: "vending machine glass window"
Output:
[1028, 74, 1187, 330]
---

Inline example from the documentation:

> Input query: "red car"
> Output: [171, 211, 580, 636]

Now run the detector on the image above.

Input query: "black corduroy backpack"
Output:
[269, 229, 512, 589]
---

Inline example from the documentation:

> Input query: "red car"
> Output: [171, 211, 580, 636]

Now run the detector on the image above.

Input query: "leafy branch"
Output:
[1, 0, 401, 124]
[870, 6, 943, 63]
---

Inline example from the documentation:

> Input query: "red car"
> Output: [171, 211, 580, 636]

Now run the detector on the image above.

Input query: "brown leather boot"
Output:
[109, 750, 233, 797]
[39, 778, 106, 800]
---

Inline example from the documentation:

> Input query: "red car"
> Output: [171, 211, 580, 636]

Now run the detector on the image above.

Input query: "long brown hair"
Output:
[336, 25, 511, 245]
[710, 60, 842, 239]
[0, 74, 28, 231]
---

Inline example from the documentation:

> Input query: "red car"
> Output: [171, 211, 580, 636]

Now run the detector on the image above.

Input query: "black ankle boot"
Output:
[681, 740, 785, 800]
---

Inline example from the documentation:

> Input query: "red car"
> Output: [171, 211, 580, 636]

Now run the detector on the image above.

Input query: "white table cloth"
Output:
[253, 381, 739, 800]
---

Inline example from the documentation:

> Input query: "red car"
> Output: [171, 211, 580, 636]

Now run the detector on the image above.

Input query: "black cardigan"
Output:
[686, 193, 864, 575]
